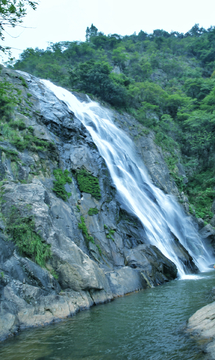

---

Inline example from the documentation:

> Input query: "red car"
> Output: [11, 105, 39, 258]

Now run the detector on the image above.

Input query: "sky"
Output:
[2, 0, 215, 62]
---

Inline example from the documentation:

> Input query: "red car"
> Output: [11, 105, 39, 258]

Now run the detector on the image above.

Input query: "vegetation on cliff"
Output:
[53, 169, 72, 201]
[5, 205, 51, 267]
[75, 168, 101, 200]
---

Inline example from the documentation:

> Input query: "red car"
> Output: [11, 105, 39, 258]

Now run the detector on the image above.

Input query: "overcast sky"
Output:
[2, 0, 215, 62]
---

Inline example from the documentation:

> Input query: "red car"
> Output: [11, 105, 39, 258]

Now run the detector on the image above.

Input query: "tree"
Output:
[85, 24, 98, 42]
[70, 59, 128, 108]
[0, 0, 37, 53]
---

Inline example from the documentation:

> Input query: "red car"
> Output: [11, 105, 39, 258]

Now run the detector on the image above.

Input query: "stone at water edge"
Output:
[187, 301, 215, 360]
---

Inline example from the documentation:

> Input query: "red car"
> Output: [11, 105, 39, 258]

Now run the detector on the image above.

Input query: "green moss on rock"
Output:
[76, 169, 101, 200]
[53, 169, 72, 201]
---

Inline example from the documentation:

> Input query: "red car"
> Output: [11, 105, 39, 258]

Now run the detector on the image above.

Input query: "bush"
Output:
[88, 207, 99, 216]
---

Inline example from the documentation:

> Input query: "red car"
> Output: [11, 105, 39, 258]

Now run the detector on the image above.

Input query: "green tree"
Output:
[70, 59, 128, 107]
[112, 46, 128, 70]
[86, 24, 98, 42]
[0, 0, 37, 53]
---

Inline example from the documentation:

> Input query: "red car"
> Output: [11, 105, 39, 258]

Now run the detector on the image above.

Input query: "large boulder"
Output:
[50, 236, 111, 293]
[106, 267, 146, 296]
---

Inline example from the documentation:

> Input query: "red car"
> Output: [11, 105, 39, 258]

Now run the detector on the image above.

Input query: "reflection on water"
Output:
[0, 271, 214, 360]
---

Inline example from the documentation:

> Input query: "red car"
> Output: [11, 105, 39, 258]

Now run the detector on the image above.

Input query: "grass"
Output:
[0, 120, 55, 154]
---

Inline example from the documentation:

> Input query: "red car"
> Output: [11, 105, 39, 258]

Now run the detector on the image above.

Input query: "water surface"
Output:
[1, 271, 214, 360]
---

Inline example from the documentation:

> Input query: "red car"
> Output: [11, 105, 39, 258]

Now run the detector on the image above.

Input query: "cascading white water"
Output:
[42, 79, 213, 277]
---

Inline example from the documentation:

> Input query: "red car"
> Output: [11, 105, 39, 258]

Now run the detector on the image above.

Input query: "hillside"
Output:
[12, 24, 215, 226]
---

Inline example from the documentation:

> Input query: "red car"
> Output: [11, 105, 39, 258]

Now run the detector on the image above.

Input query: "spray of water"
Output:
[42, 79, 213, 276]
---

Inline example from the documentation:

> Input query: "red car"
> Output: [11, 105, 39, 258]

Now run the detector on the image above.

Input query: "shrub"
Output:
[88, 207, 99, 216]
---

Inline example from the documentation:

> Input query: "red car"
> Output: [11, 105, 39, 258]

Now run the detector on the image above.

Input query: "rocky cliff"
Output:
[0, 67, 199, 341]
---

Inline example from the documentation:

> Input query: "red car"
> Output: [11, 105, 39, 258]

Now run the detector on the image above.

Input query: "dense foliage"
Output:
[12, 23, 215, 222]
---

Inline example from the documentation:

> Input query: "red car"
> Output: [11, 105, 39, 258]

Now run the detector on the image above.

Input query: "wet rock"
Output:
[70, 146, 100, 176]
[170, 238, 199, 273]
[124, 244, 178, 286]
[197, 218, 205, 230]
[0, 312, 18, 341]
[200, 224, 215, 253]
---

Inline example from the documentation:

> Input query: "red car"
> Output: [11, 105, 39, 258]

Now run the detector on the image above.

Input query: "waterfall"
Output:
[42, 79, 213, 277]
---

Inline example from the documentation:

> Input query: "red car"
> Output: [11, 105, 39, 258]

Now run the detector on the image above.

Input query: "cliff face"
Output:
[0, 67, 197, 341]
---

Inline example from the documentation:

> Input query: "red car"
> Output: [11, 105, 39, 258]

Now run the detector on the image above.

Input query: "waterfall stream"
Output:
[42, 79, 213, 277]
